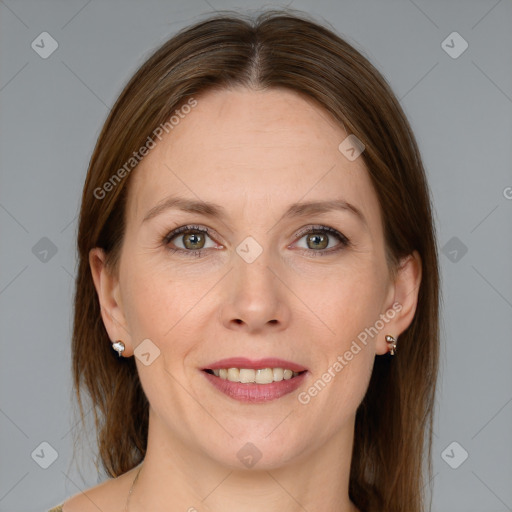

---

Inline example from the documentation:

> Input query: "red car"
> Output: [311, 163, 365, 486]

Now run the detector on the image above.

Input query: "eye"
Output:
[293, 225, 350, 256]
[163, 225, 221, 257]
[162, 224, 350, 258]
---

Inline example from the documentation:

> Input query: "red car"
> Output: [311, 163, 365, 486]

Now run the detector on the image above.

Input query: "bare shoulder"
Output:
[62, 467, 138, 512]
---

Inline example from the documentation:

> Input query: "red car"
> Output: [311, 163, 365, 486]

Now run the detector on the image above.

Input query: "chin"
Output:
[195, 429, 309, 471]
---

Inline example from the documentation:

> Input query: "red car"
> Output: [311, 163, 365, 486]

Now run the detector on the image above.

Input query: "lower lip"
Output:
[202, 370, 308, 403]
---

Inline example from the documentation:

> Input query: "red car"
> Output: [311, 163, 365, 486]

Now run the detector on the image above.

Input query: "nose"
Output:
[219, 249, 290, 334]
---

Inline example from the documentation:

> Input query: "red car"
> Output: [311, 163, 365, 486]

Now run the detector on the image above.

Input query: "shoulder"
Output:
[57, 466, 139, 512]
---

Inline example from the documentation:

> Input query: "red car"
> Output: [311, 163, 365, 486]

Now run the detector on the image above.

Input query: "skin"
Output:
[66, 87, 421, 512]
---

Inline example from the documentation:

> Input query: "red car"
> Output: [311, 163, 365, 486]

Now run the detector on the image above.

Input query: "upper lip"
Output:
[203, 357, 308, 373]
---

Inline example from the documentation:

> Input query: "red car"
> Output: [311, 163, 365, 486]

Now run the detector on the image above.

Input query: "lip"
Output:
[203, 357, 308, 373]
[202, 369, 308, 403]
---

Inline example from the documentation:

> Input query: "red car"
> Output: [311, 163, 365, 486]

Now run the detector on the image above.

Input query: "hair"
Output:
[72, 9, 439, 512]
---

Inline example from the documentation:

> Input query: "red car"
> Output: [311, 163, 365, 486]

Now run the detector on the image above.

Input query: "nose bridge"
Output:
[234, 235, 278, 302]
[221, 234, 289, 331]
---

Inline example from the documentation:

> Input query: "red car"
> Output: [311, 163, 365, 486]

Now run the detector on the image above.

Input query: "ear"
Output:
[89, 247, 134, 356]
[375, 250, 422, 355]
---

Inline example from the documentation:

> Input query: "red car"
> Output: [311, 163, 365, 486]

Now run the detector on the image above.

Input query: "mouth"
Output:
[203, 367, 306, 383]
[201, 357, 308, 402]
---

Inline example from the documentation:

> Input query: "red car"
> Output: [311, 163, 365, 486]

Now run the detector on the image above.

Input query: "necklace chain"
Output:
[124, 464, 142, 512]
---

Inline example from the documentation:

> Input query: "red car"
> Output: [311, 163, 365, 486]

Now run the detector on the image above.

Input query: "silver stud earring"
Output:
[112, 340, 125, 357]
[385, 335, 397, 356]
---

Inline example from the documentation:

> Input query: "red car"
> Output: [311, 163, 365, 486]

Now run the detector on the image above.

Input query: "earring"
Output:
[385, 335, 397, 356]
[112, 340, 125, 357]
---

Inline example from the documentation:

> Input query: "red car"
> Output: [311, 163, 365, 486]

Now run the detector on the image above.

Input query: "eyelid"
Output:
[164, 224, 222, 245]
[291, 224, 350, 247]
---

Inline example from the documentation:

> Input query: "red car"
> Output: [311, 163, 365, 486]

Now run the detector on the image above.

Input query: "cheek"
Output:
[317, 264, 387, 336]
[304, 264, 386, 411]
[302, 336, 375, 432]
[120, 260, 197, 347]
[123, 255, 199, 324]
[120, 259, 229, 388]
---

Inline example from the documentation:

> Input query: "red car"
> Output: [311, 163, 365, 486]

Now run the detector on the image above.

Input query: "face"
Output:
[91, 87, 419, 470]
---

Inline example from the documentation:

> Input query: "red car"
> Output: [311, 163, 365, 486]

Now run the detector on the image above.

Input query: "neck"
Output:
[128, 407, 359, 512]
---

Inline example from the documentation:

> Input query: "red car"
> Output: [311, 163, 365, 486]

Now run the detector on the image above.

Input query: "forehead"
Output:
[126, 87, 380, 229]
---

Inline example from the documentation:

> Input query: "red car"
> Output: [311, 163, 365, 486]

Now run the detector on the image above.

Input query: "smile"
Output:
[201, 363, 308, 402]
[204, 367, 303, 384]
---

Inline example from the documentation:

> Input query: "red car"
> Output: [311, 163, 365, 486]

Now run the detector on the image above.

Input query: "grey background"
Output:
[0, 0, 511, 511]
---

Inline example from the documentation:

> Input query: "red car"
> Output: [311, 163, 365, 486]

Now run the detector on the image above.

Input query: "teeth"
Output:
[227, 368, 239, 381]
[239, 368, 255, 383]
[273, 368, 284, 381]
[255, 368, 274, 384]
[210, 367, 301, 384]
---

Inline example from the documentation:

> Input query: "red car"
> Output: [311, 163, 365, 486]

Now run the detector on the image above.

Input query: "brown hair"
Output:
[73, 9, 439, 512]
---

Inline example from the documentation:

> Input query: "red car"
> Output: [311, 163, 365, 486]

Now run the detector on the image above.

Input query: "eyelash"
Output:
[162, 224, 351, 258]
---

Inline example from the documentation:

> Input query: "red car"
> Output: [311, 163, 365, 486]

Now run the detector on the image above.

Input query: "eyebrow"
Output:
[142, 196, 367, 227]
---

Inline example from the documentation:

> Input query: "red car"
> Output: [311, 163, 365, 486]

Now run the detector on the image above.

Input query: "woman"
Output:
[50, 8, 439, 512]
